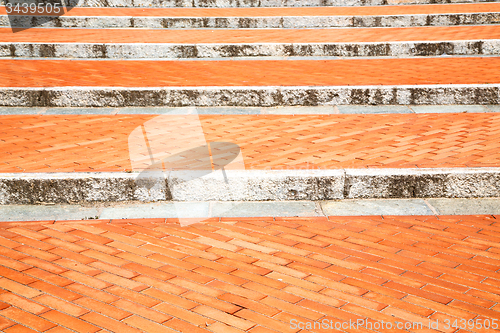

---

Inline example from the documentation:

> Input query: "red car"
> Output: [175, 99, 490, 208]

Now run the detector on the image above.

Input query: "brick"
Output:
[30, 282, 81, 302]
[163, 318, 211, 333]
[122, 315, 175, 333]
[74, 297, 131, 320]
[34, 295, 89, 317]
[65, 283, 118, 304]
[153, 303, 215, 327]
[3, 324, 38, 333]
[182, 291, 242, 314]
[80, 312, 141, 333]
[193, 305, 255, 331]
[112, 299, 171, 323]
[0, 293, 49, 315]
[0, 277, 43, 298]
[1, 307, 56, 332]
[104, 286, 160, 307]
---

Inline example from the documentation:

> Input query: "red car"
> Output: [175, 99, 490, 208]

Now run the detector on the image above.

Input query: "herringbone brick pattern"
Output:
[1, 58, 499, 87]
[2, 3, 500, 17]
[0, 215, 499, 332]
[1, 113, 500, 172]
[3, 25, 500, 43]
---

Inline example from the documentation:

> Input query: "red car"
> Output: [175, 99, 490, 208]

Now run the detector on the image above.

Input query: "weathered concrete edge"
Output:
[1, 85, 499, 107]
[2, 40, 498, 59]
[2, 12, 500, 29]
[1, 168, 500, 204]
[0, 0, 493, 8]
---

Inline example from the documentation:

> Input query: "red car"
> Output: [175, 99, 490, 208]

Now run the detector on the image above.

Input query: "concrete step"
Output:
[3, 3, 500, 28]
[1, 57, 499, 106]
[2, 26, 500, 59]
[0, 111, 500, 203]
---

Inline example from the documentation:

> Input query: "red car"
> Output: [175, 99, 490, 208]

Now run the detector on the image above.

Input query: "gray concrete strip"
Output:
[0, 204, 100, 221]
[1, 168, 500, 204]
[337, 105, 412, 114]
[426, 198, 500, 215]
[2, 40, 498, 59]
[1, 105, 499, 115]
[100, 202, 210, 219]
[1, 198, 499, 221]
[210, 201, 322, 217]
[321, 198, 434, 215]
[3, 12, 500, 29]
[1, 85, 499, 107]
[410, 104, 494, 113]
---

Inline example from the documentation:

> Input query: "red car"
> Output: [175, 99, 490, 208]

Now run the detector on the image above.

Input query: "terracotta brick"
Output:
[65, 284, 119, 304]
[3, 324, 38, 333]
[1, 307, 56, 332]
[0, 293, 49, 315]
[194, 305, 255, 331]
[141, 288, 197, 310]
[105, 285, 160, 307]
[208, 280, 266, 301]
[80, 312, 141, 333]
[34, 295, 89, 317]
[164, 318, 213, 333]
[0, 315, 16, 331]
[113, 299, 171, 323]
[74, 297, 132, 320]
[153, 303, 215, 327]
[28, 281, 82, 301]
[48, 248, 96, 265]
[121, 262, 174, 281]
[0, 267, 37, 285]
[183, 291, 242, 314]
[54, 259, 101, 276]
[146, 253, 197, 270]
[0, 277, 43, 298]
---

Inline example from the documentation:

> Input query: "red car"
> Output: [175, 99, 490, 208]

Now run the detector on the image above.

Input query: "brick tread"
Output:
[1, 113, 500, 172]
[1, 58, 499, 87]
[0, 216, 498, 332]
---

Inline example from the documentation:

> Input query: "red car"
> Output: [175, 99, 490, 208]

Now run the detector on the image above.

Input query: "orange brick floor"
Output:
[2, 2, 500, 17]
[3, 25, 500, 43]
[1, 58, 499, 87]
[0, 215, 499, 332]
[1, 113, 500, 173]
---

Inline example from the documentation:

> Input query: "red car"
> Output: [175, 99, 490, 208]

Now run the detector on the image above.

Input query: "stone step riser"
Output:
[2, 0, 495, 7]
[1, 168, 499, 204]
[1, 86, 498, 107]
[2, 41, 498, 59]
[3, 13, 500, 28]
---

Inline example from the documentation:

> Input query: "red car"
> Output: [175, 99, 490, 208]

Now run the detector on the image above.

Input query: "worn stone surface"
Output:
[168, 170, 345, 201]
[0, 173, 168, 204]
[2, 41, 498, 59]
[1, 168, 500, 204]
[1, 0, 492, 7]
[345, 168, 500, 199]
[2, 86, 497, 107]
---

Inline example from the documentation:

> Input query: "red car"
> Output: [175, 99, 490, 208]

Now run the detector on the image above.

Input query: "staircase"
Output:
[0, 0, 499, 204]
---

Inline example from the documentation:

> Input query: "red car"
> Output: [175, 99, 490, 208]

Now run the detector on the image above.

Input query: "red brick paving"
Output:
[1, 113, 500, 173]
[3, 25, 500, 43]
[1, 58, 499, 87]
[0, 215, 499, 332]
[2, 3, 500, 17]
